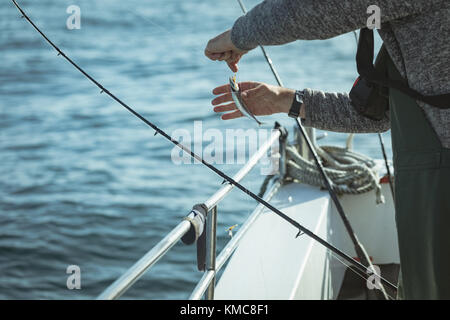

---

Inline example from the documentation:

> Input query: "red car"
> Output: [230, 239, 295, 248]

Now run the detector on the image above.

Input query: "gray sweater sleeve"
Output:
[231, 0, 440, 50]
[230, 0, 447, 136]
[301, 89, 390, 133]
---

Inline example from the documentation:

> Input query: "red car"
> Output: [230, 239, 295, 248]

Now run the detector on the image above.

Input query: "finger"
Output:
[213, 102, 236, 113]
[212, 84, 231, 95]
[212, 93, 232, 106]
[227, 60, 238, 73]
[229, 52, 242, 64]
[226, 51, 245, 72]
[218, 51, 232, 61]
[205, 50, 224, 61]
[222, 110, 243, 120]
[237, 81, 260, 91]
[210, 53, 224, 60]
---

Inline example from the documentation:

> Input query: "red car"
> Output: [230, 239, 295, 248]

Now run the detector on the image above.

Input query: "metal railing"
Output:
[189, 179, 281, 300]
[97, 126, 286, 300]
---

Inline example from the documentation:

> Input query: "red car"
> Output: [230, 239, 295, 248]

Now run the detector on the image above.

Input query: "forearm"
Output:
[231, 0, 441, 50]
[301, 88, 390, 133]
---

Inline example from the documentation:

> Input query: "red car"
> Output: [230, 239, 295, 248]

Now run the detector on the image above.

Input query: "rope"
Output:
[285, 144, 385, 204]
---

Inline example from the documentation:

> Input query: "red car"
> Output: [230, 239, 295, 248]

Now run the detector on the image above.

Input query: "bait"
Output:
[229, 75, 262, 125]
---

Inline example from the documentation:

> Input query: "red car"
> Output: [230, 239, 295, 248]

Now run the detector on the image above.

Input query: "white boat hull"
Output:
[215, 178, 399, 300]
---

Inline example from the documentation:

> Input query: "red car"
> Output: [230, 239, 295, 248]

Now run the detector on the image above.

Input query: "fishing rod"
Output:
[235, 0, 392, 299]
[378, 133, 395, 200]
[11, 0, 397, 293]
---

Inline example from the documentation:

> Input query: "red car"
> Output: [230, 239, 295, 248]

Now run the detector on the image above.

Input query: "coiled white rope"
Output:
[286, 142, 385, 204]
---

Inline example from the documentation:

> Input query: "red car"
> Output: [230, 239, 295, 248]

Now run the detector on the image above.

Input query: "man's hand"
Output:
[205, 30, 248, 72]
[211, 81, 300, 120]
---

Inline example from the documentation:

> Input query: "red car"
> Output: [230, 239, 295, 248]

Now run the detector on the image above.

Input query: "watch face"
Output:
[296, 92, 304, 103]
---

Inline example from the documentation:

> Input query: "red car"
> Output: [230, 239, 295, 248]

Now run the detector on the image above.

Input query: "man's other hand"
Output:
[205, 30, 248, 72]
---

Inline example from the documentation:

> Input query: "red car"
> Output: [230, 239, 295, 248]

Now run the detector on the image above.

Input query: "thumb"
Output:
[241, 84, 266, 100]
[227, 60, 239, 73]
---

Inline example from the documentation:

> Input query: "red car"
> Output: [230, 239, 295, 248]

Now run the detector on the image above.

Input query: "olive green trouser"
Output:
[387, 56, 450, 299]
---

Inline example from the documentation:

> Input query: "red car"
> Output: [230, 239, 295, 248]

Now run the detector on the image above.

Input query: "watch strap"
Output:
[288, 90, 304, 119]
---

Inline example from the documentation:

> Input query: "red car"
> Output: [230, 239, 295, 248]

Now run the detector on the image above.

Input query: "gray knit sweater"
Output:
[230, 0, 450, 148]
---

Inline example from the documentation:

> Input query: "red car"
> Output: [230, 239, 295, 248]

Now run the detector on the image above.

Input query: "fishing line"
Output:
[11, 0, 397, 292]
[125, 7, 205, 50]
[327, 249, 396, 300]
[236, 0, 393, 299]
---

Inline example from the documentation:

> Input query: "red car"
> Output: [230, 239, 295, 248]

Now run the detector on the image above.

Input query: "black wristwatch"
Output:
[288, 90, 305, 119]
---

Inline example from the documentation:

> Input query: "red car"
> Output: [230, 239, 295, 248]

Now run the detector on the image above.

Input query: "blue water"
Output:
[0, 0, 391, 299]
